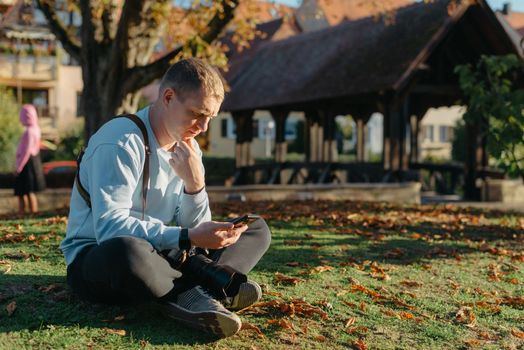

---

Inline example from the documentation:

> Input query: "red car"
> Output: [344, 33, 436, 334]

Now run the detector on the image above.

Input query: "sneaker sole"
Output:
[162, 301, 242, 338]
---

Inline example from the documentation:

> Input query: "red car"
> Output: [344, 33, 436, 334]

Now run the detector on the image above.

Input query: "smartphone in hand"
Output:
[229, 214, 260, 228]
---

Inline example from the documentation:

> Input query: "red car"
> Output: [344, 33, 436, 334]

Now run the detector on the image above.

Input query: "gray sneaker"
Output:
[162, 285, 242, 338]
[221, 280, 262, 311]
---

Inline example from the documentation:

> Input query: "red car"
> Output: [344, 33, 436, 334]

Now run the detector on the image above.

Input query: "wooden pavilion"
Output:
[220, 0, 523, 199]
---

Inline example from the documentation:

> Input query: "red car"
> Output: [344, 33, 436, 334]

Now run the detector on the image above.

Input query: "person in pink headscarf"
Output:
[14, 104, 46, 214]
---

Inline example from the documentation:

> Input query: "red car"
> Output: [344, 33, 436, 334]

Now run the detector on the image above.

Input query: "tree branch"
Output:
[123, 0, 239, 95]
[108, 0, 144, 79]
[101, 8, 112, 44]
[35, 0, 81, 61]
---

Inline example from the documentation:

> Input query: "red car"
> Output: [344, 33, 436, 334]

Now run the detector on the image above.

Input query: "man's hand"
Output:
[169, 140, 205, 193]
[188, 221, 248, 249]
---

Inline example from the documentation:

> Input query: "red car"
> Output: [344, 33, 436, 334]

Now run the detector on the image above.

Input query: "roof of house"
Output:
[221, 0, 520, 112]
[503, 10, 524, 36]
[317, 0, 414, 25]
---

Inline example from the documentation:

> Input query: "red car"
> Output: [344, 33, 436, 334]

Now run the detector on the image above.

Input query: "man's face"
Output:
[162, 87, 221, 142]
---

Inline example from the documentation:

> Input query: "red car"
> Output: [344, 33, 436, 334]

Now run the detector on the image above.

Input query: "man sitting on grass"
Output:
[60, 58, 271, 338]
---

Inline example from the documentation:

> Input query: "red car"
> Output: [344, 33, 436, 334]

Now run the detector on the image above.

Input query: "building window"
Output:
[439, 125, 448, 142]
[424, 125, 434, 142]
[221, 119, 228, 138]
[220, 117, 237, 139]
[285, 119, 297, 140]
[252, 119, 259, 138]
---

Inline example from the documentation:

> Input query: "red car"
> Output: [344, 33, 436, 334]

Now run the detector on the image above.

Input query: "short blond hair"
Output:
[159, 58, 225, 102]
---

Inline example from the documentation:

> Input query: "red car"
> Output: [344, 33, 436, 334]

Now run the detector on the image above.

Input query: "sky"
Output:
[273, 0, 524, 12]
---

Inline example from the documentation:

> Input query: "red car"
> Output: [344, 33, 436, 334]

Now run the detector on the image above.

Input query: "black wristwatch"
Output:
[179, 228, 191, 251]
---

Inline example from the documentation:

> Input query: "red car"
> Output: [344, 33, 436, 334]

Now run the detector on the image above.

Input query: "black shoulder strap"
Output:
[75, 113, 151, 220]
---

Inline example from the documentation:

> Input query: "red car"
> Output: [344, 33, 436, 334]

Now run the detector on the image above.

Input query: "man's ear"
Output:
[162, 88, 175, 107]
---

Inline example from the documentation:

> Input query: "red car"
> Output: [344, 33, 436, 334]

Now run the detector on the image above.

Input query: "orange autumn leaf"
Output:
[103, 328, 126, 336]
[241, 322, 265, 338]
[497, 296, 524, 307]
[400, 280, 423, 288]
[511, 329, 524, 339]
[455, 306, 476, 327]
[38, 283, 65, 293]
[384, 248, 405, 259]
[346, 326, 369, 335]
[342, 301, 358, 308]
[274, 272, 304, 286]
[351, 284, 383, 299]
[263, 290, 283, 297]
[310, 265, 334, 274]
[267, 318, 294, 330]
[352, 338, 368, 350]
[382, 308, 397, 317]
[6, 301, 16, 316]
[345, 317, 357, 328]
[314, 335, 327, 342]
[359, 302, 368, 312]
[399, 312, 414, 320]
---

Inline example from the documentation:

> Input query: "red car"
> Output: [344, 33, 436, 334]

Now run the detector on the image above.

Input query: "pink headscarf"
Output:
[15, 104, 41, 174]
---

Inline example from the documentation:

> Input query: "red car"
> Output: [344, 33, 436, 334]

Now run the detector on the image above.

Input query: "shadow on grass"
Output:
[253, 219, 523, 275]
[0, 274, 220, 345]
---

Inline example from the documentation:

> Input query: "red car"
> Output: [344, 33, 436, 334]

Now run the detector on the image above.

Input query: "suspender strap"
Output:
[75, 113, 151, 220]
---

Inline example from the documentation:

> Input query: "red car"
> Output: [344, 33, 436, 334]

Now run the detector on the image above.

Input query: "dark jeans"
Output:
[66, 218, 271, 304]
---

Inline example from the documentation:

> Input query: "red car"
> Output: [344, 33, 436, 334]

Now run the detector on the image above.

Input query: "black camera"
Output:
[164, 249, 247, 299]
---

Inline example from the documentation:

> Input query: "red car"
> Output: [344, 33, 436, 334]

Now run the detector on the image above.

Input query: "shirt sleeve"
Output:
[86, 143, 181, 251]
[173, 140, 212, 228]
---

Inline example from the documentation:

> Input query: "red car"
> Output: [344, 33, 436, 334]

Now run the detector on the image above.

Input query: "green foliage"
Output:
[451, 119, 466, 163]
[0, 86, 23, 172]
[455, 54, 524, 181]
[51, 120, 85, 161]
[202, 156, 235, 185]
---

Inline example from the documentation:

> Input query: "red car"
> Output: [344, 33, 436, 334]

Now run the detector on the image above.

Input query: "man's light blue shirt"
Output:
[60, 106, 211, 265]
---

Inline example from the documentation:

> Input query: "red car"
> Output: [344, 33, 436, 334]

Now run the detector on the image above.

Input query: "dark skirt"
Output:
[14, 154, 46, 196]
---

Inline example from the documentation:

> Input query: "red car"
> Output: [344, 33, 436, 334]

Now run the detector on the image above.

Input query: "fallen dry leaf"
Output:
[310, 265, 334, 274]
[267, 319, 294, 330]
[314, 335, 327, 342]
[38, 283, 65, 293]
[400, 280, 423, 288]
[399, 312, 414, 320]
[103, 328, 126, 336]
[6, 301, 16, 316]
[352, 338, 368, 350]
[0, 260, 12, 274]
[511, 329, 524, 339]
[274, 272, 305, 286]
[345, 317, 357, 328]
[455, 306, 476, 327]
[240, 322, 265, 338]
[464, 339, 482, 346]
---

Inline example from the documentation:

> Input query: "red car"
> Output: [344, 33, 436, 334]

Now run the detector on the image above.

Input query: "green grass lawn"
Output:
[0, 200, 523, 350]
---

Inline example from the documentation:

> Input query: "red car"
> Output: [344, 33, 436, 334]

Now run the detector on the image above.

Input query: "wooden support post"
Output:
[464, 118, 489, 200]
[356, 118, 366, 162]
[270, 109, 289, 163]
[232, 110, 255, 168]
[409, 114, 419, 164]
[383, 108, 392, 171]
[320, 109, 337, 162]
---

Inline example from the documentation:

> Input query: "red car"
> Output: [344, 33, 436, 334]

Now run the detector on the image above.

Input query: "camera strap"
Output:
[75, 114, 151, 220]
